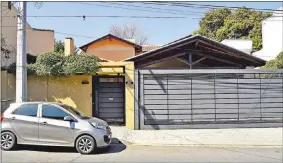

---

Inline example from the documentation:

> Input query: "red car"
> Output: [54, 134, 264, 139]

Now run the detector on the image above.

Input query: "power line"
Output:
[74, 2, 203, 17]
[144, 1, 283, 13]
[2, 15, 187, 19]
[102, 2, 205, 16]
[1, 24, 96, 39]
[54, 32, 95, 39]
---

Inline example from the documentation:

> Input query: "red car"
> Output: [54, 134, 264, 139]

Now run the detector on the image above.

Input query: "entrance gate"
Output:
[135, 69, 283, 129]
[93, 76, 125, 124]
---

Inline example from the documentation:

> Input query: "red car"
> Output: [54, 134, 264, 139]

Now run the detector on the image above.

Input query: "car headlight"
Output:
[91, 122, 107, 130]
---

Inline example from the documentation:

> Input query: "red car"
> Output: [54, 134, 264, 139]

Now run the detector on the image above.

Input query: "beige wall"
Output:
[147, 58, 188, 68]
[26, 28, 54, 56]
[0, 2, 54, 67]
[81, 37, 136, 61]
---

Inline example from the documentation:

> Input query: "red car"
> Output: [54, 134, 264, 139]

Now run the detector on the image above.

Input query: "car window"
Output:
[13, 104, 38, 117]
[42, 105, 69, 120]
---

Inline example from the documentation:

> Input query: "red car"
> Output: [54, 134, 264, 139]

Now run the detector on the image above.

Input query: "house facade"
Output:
[0, 2, 54, 67]
[2, 30, 282, 130]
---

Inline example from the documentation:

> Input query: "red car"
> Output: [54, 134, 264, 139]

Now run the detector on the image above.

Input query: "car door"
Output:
[9, 104, 39, 142]
[38, 104, 74, 145]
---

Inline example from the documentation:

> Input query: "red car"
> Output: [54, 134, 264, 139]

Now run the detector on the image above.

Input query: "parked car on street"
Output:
[1, 102, 112, 154]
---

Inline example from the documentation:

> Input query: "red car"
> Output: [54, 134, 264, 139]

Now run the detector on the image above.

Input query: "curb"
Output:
[110, 126, 283, 147]
[128, 143, 283, 148]
[111, 138, 132, 145]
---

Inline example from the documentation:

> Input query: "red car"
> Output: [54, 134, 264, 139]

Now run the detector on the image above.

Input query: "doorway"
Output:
[92, 76, 125, 124]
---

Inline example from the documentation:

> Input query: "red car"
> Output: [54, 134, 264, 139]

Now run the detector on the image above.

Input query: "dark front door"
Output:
[93, 76, 125, 124]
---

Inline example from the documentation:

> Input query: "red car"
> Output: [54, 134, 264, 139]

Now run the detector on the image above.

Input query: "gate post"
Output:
[134, 70, 140, 130]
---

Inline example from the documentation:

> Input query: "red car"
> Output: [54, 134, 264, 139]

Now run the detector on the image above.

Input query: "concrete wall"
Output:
[0, 62, 135, 129]
[82, 37, 136, 61]
[0, 2, 54, 67]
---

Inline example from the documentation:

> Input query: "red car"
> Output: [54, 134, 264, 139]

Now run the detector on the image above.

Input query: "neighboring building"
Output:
[79, 34, 142, 61]
[141, 45, 162, 52]
[221, 39, 253, 54]
[78, 34, 163, 61]
[253, 7, 283, 61]
[0, 2, 54, 67]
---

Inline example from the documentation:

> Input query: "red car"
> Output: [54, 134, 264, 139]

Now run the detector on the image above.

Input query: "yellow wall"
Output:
[1, 71, 16, 101]
[1, 61, 135, 129]
[26, 75, 93, 116]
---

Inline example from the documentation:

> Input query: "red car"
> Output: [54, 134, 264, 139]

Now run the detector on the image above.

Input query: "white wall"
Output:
[253, 7, 283, 61]
[221, 39, 253, 54]
[0, 2, 54, 67]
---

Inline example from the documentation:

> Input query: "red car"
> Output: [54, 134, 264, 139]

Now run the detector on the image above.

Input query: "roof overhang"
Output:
[124, 35, 266, 68]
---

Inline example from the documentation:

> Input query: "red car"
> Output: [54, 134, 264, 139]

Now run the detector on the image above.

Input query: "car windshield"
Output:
[61, 105, 89, 119]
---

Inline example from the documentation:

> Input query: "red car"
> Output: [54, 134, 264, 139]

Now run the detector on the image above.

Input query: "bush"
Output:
[63, 55, 99, 76]
[6, 53, 99, 76]
[6, 62, 36, 75]
[35, 52, 64, 76]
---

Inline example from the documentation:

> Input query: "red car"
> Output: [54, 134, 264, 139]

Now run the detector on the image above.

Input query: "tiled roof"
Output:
[142, 45, 162, 52]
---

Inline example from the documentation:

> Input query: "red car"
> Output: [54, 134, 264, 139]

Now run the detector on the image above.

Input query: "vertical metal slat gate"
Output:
[135, 69, 283, 130]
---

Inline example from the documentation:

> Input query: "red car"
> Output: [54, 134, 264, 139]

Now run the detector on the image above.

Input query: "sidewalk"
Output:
[110, 126, 283, 147]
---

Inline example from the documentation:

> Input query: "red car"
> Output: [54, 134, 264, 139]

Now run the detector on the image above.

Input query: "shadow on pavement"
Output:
[13, 139, 127, 155]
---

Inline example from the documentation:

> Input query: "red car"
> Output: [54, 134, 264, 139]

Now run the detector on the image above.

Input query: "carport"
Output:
[124, 35, 283, 130]
[124, 34, 265, 69]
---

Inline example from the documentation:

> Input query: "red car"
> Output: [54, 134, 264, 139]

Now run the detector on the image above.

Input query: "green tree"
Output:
[262, 52, 283, 69]
[54, 39, 79, 55]
[54, 39, 64, 54]
[194, 7, 272, 51]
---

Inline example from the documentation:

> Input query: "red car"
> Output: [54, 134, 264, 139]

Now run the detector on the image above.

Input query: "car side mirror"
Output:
[64, 116, 74, 122]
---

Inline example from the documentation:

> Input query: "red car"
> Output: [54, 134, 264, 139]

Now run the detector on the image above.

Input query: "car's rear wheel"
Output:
[75, 135, 96, 154]
[1, 132, 16, 150]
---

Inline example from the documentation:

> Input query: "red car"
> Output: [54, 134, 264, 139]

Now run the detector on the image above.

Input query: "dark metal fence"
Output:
[135, 69, 283, 129]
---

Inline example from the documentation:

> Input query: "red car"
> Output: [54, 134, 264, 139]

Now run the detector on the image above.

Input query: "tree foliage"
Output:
[54, 39, 79, 55]
[194, 7, 272, 51]
[109, 23, 148, 45]
[262, 52, 283, 69]
[54, 39, 65, 53]
[7, 53, 99, 76]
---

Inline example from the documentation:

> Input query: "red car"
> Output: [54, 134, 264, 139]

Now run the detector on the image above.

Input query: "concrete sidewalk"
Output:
[111, 126, 283, 147]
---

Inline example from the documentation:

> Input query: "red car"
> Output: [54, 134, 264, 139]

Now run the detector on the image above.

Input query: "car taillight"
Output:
[1, 114, 4, 122]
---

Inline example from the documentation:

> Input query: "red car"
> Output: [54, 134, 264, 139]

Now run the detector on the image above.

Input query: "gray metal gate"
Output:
[135, 69, 283, 129]
[93, 76, 125, 124]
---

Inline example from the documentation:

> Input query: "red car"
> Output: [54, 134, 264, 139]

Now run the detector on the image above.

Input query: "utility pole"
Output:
[16, 2, 27, 102]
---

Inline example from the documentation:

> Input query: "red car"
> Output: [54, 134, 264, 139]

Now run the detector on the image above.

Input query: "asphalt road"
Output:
[0, 144, 282, 163]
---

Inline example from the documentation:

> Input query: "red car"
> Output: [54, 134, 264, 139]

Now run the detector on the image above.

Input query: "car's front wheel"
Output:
[75, 135, 96, 154]
[1, 132, 16, 150]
